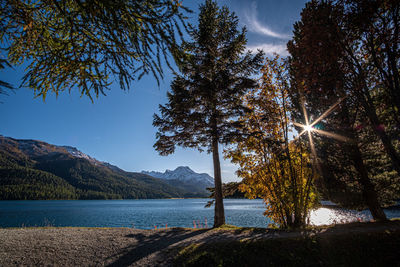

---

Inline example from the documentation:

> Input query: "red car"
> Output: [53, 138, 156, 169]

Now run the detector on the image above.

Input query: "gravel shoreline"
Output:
[1, 221, 400, 266]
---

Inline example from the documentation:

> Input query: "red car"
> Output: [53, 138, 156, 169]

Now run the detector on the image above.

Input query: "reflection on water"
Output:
[309, 208, 371, 226]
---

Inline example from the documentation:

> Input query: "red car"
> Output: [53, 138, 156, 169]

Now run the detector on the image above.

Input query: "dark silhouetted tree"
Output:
[347, 0, 400, 123]
[287, 0, 399, 221]
[336, 0, 400, 176]
[0, 0, 189, 101]
[153, 0, 263, 227]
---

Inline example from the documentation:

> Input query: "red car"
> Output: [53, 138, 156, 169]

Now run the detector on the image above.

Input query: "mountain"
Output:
[0, 136, 203, 200]
[142, 166, 214, 195]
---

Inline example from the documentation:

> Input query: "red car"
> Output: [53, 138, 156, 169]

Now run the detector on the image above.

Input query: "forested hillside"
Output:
[0, 136, 204, 200]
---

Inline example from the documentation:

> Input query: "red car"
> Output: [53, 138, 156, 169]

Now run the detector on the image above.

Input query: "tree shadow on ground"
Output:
[105, 221, 400, 266]
[106, 228, 209, 267]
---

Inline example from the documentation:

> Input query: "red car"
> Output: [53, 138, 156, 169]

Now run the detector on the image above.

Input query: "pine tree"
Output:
[153, 0, 263, 227]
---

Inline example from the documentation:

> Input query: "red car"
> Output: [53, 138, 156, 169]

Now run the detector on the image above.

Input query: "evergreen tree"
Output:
[153, 0, 263, 227]
[0, 0, 189, 100]
[287, 0, 399, 220]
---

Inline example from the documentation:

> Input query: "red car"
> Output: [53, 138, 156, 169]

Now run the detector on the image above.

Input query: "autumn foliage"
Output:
[226, 57, 318, 228]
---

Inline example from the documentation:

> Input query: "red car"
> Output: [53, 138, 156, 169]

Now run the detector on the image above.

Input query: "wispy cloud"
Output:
[248, 18, 289, 39]
[244, 2, 289, 39]
[247, 43, 288, 56]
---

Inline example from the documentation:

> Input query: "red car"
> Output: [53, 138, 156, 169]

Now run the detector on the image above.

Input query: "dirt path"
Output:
[1, 221, 399, 266]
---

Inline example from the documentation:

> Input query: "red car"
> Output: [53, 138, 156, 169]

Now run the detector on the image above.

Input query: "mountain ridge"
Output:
[142, 166, 214, 195]
[0, 135, 208, 200]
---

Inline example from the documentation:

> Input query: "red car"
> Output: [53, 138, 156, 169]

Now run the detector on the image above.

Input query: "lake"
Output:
[0, 199, 399, 229]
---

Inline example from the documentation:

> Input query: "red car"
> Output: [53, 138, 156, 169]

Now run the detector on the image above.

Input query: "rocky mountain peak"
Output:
[174, 166, 194, 173]
[141, 166, 214, 186]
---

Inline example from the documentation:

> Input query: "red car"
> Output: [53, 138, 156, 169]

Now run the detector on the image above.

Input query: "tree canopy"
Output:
[226, 57, 318, 228]
[0, 0, 189, 100]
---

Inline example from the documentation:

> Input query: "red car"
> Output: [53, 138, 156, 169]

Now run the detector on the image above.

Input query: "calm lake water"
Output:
[0, 199, 399, 229]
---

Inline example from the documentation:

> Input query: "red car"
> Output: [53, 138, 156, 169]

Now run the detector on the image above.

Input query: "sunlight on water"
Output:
[225, 205, 263, 210]
[309, 208, 371, 226]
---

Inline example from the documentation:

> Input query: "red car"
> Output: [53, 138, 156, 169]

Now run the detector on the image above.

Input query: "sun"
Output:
[303, 124, 313, 132]
[292, 96, 351, 176]
[294, 96, 349, 143]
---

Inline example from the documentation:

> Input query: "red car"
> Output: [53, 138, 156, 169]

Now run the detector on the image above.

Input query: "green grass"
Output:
[174, 221, 400, 267]
[214, 224, 242, 230]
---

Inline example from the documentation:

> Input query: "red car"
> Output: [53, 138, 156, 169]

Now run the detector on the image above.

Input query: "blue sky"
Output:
[0, 0, 308, 182]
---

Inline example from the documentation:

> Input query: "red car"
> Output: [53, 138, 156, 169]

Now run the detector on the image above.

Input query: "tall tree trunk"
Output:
[212, 137, 225, 227]
[350, 142, 387, 221]
[342, 106, 387, 221]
